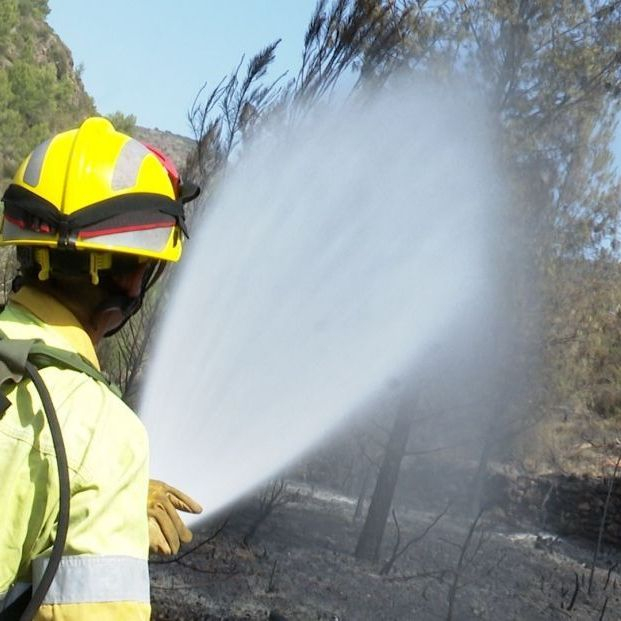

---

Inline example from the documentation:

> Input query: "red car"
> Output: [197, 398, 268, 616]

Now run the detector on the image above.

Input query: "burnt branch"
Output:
[187, 44, 284, 181]
[150, 519, 229, 565]
[267, 559, 278, 593]
[380, 501, 451, 575]
[589, 453, 621, 593]
[446, 508, 485, 621]
[566, 572, 580, 611]
[243, 480, 300, 545]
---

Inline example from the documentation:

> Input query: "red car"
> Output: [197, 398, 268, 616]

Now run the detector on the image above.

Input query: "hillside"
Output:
[0, 0, 195, 188]
[133, 126, 196, 173]
[0, 0, 95, 186]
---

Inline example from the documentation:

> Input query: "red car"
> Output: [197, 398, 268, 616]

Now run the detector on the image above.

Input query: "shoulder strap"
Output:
[27, 342, 112, 387]
[0, 338, 37, 412]
[0, 340, 74, 620]
[0, 331, 121, 410]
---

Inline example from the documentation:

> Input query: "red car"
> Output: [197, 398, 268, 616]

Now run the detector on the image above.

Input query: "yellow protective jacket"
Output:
[0, 287, 150, 620]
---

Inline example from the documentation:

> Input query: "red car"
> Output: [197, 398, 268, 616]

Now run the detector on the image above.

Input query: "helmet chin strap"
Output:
[98, 260, 165, 338]
[96, 295, 142, 338]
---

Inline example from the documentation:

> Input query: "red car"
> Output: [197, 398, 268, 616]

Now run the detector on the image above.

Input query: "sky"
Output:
[48, 1, 621, 170]
[47, 1, 317, 138]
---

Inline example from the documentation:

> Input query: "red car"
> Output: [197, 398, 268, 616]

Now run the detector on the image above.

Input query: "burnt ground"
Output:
[150, 484, 621, 621]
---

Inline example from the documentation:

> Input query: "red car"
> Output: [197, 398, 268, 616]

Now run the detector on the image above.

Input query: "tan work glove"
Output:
[147, 479, 202, 555]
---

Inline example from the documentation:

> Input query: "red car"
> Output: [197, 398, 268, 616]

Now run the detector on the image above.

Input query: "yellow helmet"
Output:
[1, 117, 199, 282]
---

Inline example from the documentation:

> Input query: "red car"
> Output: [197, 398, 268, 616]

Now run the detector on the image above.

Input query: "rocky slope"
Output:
[134, 126, 196, 172]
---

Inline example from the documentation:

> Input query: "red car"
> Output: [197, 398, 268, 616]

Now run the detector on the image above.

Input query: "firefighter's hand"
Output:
[147, 479, 202, 555]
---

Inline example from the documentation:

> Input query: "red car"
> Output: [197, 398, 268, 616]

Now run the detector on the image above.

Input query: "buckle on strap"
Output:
[0, 339, 37, 415]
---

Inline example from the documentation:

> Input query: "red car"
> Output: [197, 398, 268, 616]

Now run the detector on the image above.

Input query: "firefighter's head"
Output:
[1, 117, 200, 340]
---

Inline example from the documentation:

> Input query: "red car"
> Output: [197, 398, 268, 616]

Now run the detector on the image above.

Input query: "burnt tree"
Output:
[355, 400, 414, 562]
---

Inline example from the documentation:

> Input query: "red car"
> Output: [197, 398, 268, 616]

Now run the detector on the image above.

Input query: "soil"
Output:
[149, 483, 621, 620]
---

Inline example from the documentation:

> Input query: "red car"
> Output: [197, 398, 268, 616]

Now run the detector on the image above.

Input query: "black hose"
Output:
[18, 362, 70, 621]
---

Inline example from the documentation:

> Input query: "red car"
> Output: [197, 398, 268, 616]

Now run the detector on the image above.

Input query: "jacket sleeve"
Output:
[29, 371, 151, 620]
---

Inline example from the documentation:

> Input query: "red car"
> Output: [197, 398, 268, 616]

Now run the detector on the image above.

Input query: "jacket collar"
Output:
[9, 286, 100, 370]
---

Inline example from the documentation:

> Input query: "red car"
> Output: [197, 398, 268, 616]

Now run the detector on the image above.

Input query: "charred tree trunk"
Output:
[469, 441, 492, 517]
[353, 462, 372, 522]
[355, 402, 414, 562]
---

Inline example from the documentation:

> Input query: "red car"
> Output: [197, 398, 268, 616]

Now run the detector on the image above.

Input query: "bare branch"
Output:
[588, 453, 621, 593]
[150, 519, 229, 565]
[243, 480, 299, 544]
[380, 501, 451, 575]
[446, 508, 485, 621]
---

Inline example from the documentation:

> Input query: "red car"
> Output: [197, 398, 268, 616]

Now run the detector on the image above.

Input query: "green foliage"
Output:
[9, 61, 58, 122]
[0, 0, 18, 53]
[17, 0, 47, 19]
[0, 0, 95, 188]
[189, 0, 621, 472]
[347, 0, 621, 465]
[106, 111, 137, 136]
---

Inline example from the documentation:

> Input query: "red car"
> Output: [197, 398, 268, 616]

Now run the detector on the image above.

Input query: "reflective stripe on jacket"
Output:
[0, 287, 150, 620]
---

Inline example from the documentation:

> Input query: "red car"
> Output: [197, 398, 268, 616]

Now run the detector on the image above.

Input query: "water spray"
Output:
[140, 82, 501, 524]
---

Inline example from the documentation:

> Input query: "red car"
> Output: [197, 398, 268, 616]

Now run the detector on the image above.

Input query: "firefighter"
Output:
[0, 117, 201, 619]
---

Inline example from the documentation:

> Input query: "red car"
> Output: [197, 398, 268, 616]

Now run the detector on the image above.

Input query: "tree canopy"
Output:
[187, 0, 621, 475]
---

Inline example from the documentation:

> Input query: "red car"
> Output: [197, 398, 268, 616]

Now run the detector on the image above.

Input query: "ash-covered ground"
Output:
[150, 483, 621, 620]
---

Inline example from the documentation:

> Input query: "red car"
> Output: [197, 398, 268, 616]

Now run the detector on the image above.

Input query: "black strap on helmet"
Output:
[2, 184, 192, 245]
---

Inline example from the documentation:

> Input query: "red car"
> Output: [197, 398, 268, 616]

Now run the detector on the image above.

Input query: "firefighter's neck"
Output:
[44, 289, 123, 346]
[34, 266, 147, 346]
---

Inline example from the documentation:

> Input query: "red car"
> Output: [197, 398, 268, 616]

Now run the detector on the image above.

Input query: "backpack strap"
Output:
[0, 334, 76, 621]
[27, 342, 116, 391]
[0, 331, 121, 412]
[0, 338, 37, 412]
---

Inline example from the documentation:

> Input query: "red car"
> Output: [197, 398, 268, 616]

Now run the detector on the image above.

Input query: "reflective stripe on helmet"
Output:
[32, 555, 150, 605]
[23, 138, 53, 188]
[2, 218, 56, 242]
[111, 140, 151, 191]
[79, 227, 174, 253]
